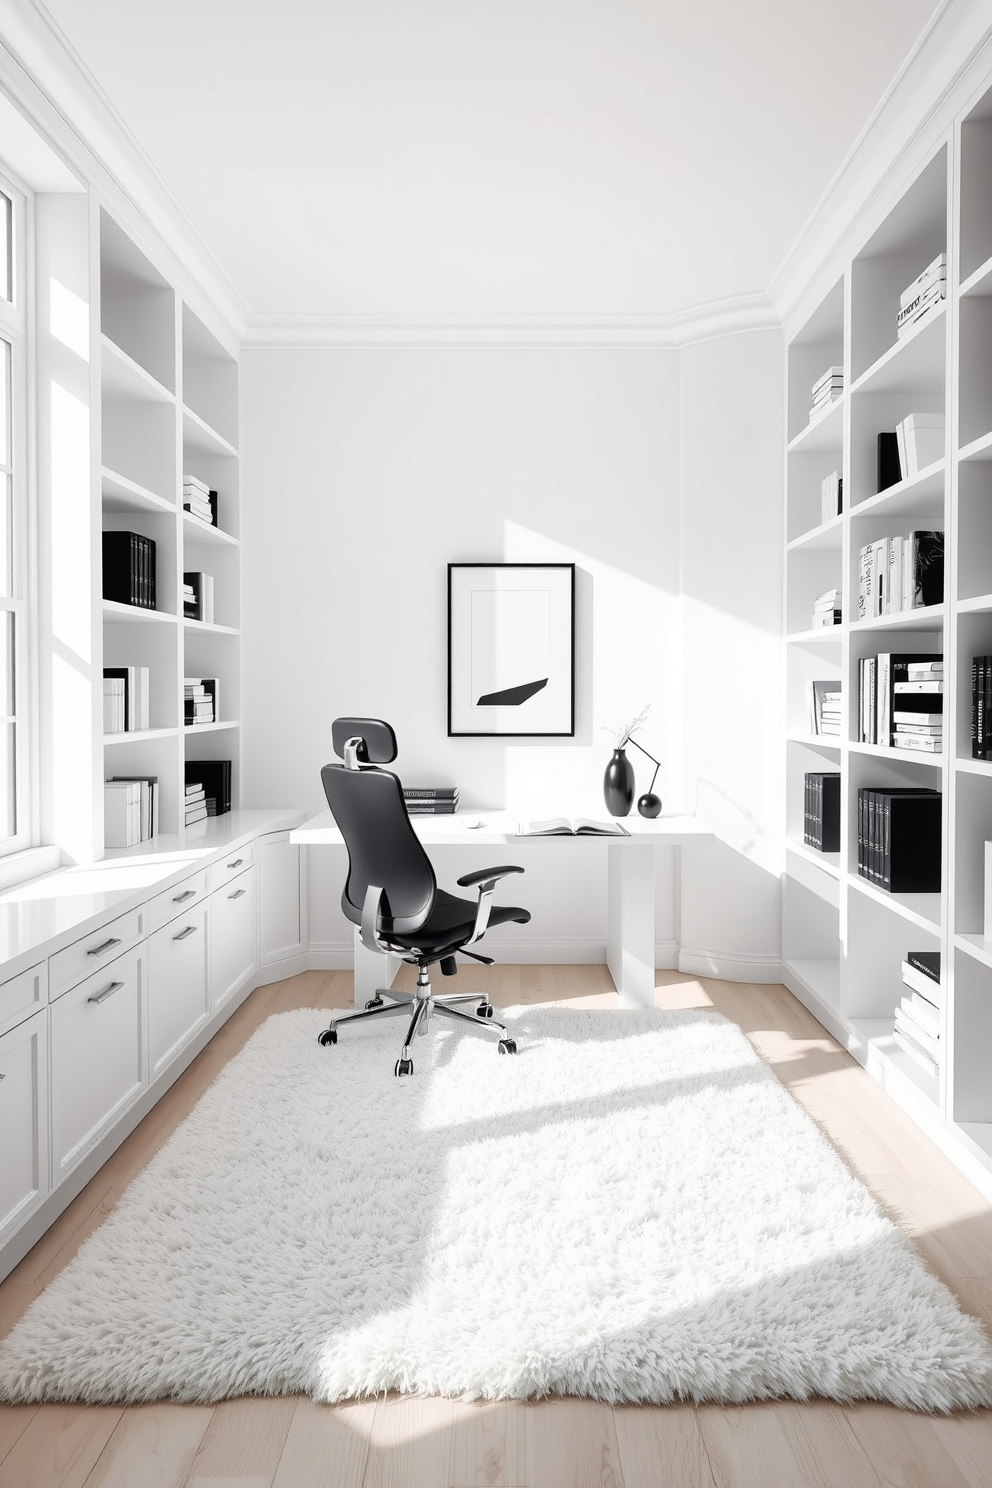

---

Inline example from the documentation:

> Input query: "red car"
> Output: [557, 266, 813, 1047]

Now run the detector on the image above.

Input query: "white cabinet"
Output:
[0, 1009, 49, 1245]
[259, 831, 304, 964]
[0, 961, 47, 1039]
[50, 944, 144, 1182]
[148, 900, 209, 1079]
[211, 865, 256, 1011]
[49, 906, 145, 1002]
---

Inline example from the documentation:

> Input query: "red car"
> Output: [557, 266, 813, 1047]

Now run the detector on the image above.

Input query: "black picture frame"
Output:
[447, 562, 576, 737]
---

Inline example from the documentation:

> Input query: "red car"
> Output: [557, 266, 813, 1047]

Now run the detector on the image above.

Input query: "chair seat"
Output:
[387, 889, 530, 951]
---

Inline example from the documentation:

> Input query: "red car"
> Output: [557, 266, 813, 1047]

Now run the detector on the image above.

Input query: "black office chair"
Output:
[317, 717, 531, 1076]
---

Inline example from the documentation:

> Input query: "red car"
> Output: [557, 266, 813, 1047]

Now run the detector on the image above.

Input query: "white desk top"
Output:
[290, 809, 712, 848]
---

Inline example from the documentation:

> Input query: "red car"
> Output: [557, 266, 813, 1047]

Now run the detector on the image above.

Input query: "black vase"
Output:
[603, 748, 635, 817]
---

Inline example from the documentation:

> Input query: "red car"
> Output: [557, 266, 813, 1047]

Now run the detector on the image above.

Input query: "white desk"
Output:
[290, 810, 712, 1008]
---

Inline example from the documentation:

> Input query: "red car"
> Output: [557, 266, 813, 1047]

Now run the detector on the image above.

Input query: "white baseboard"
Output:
[678, 946, 783, 984]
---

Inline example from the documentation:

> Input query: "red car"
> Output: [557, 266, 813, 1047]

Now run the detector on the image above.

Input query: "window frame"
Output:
[0, 162, 38, 856]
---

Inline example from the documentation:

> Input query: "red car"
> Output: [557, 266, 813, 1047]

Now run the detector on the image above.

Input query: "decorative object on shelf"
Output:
[447, 563, 575, 737]
[602, 705, 661, 817]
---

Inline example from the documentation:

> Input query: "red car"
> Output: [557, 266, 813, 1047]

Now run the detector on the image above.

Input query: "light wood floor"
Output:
[1, 964, 992, 1487]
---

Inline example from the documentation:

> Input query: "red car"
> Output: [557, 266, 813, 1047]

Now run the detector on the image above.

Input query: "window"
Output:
[0, 170, 31, 852]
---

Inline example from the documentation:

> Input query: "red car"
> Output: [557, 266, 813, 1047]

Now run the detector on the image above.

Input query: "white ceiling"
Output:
[40, 0, 938, 324]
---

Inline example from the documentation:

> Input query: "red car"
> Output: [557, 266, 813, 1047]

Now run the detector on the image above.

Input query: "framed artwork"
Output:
[447, 562, 575, 737]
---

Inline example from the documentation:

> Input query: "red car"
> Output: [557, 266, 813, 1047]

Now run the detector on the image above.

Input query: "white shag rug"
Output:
[2, 1005, 991, 1410]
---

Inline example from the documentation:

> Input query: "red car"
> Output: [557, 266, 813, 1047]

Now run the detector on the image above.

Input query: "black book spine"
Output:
[149, 535, 156, 609]
[914, 530, 944, 609]
[888, 794, 942, 893]
[972, 655, 979, 759]
[822, 774, 840, 852]
[882, 793, 891, 893]
[906, 950, 941, 981]
[877, 431, 901, 493]
[804, 773, 810, 848]
[857, 788, 864, 877]
[208, 489, 218, 528]
[986, 655, 992, 761]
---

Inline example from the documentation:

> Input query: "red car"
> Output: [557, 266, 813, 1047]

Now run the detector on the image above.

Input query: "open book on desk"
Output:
[517, 818, 630, 837]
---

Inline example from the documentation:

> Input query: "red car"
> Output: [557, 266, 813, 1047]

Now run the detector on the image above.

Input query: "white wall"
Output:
[240, 347, 683, 961]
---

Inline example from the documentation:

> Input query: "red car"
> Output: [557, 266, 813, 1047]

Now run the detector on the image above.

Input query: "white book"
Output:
[812, 365, 843, 396]
[902, 961, 942, 1002]
[892, 735, 942, 753]
[517, 818, 630, 837]
[183, 475, 210, 494]
[895, 419, 908, 483]
[888, 535, 903, 614]
[892, 1027, 939, 1078]
[904, 411, 945, 476]
[870, 538, 888, 618]
[104, 780, 139, 849]
[898, 994, 940, 1042]
[894, 1010, 939, 1063]
[900, 254, 946, 308]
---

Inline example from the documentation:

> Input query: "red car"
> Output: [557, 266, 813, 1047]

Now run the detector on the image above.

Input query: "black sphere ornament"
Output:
[603, 748, 635, 816]
[638, 792, 662, 818]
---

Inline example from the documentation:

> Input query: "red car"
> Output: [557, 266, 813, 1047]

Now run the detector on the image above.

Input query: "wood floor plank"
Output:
[0, 1404, 123, 1488]
[931, 1411, 992, 1488]
[695, 1402, 808, 1488]
[613, 1404, 714, 1488]
[0, 1404, 38, 1467]
[83, 1404, 214, 1488]
[447, 1398, 527, 1487]
[523, 1398, 623, 1488]
[268, 1397, 376, 1488]
[363, 1394, 455, 1488]
[773, 1401, 883, 1488]
[842, 1403, 974, 1488]
[186, 1396, 297, 1486]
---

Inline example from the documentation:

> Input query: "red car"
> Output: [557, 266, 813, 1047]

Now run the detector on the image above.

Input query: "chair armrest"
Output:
[360, 883, 389, 953]
[456, 865, 524, 944]
[456, 865, 524, 891]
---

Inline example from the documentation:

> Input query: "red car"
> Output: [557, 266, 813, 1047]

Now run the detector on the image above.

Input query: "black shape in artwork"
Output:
[476, 678, 549, 707]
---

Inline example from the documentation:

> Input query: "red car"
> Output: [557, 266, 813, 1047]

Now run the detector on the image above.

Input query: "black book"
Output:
[403, 788, 459, 800]
[906, 950, 940, 983]
[974, 656, 992, 760]
[912, 530, 944, 608]
[184, 571, 202, 621]
[185, 758, 232, 816]
[804, 772, 839, 853]
[209, 489, 218, 527]
[103, 531, 157, 610]
[857, 788, 941, 893]
[877, 431, 901, 492]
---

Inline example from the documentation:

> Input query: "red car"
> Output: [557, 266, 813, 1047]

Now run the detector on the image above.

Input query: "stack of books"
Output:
[895, 412, 944, 478]
[102, 665, 150, 734]
[972, 656, 992, 760]
[859, 652, 942, 749]
[186, 759, 231, 817]
[184, 779, 208, 827]
[897, 253, 946, 339]
[820, 470, 842, 524]
[856, 787, 941, 892]
[105, 775, 158, 847]
[893, 952, 941, 1078]
[404, 787, 459, 816]
[807, 679, 841, 737]
[102, 531, 156, 610]
[811, 588, 841, 628]
[856, 531, 943, 619]
[804, 772, 840, 852]
[809, 365, 843, 421]
[185, 677, 217, 727]
[183, 571, 215, 623]
[183, 476, 216, 527]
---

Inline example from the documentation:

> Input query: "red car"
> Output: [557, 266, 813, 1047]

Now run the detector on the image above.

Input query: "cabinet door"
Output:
[51, 944, 144, 1183]
[259, 831, 303, 963]
[0, 1009, 49, 1245]
[211, 865, 257, 1011]
[148, 901, 209, 1079]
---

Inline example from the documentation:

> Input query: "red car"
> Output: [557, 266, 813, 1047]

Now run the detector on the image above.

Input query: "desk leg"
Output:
[607, 844, 656, 1009]
[352, 928, 401, 1008]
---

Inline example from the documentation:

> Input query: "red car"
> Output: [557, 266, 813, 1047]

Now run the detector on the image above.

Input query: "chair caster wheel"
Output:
[498, 1039, 517, 1055]
[318, 1027, 337, 1046]
[394, 1058, 414, 1077]
[477, 1002, 494, 1019]
[365, 997, 384, 1010]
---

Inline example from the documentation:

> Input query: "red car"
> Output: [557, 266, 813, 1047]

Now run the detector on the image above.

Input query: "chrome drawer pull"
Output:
[173, 889, 196, 903]
[228, 888, 246, 900]
[173, 925, 197, 941]
[88, 980, 124, 1005]
[227, 858, 244, 869]
[87, 936, 121, 957]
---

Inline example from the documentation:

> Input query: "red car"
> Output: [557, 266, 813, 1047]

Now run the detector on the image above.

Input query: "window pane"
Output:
[0, 611, 13, 716]
[0, 477, 9, 598]
[0, 722, 15, 839]
[0, 339, 8, 469]
[0, 192, 9, 303]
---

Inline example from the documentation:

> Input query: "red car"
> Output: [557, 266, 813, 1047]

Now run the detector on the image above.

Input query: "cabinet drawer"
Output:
[209, 840, 255, 894]
[49, 907, 145, 1001]
[0, 960, 47, 1039]
[51, 944, 144, 1182]
[211, 865, 256, 1011]
[0, 1008, 49, 1245]
[260, 832, 303, 964]
[147, 869, 209, 935]
[148, 901, 209, 1079]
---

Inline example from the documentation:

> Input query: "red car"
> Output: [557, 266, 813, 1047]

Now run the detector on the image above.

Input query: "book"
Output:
[184, 676, 218, 726]
[820, 470, 842, 523]
[902, 411, 945, 476]
[906, 950, 940, 984]
[183, 572, 215, 624]
[856, 788, 941, 892]
[892, 734, 941, 753]
[186, 759, 231, 816]
[407, 803, 458, 815]
[102, 531, 156, 610]
[807, 679, 842, 737]
[877, 432, 901, 493]
[517, 818, 631, 837]
[900, 253, 946, 308]
[897, 994, 940, 1042]
[403, 788, 459, 800]
[104, 779, 142, 849]
[804, 773, 840, 852]
[894, 1005, 939, 1060]
[103, 666, 150, 732]
[109, 775, 159, 840]
[812, 365, 843, 396]
[893, 1027, 939, 1078]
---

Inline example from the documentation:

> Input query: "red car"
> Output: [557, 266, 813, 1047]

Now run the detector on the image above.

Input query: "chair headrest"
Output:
[331, 717, 398, 765]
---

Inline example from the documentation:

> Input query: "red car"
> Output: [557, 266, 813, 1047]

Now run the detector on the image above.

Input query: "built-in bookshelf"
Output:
[783, 85, 992, 1199]
[98, 209, 240, 845]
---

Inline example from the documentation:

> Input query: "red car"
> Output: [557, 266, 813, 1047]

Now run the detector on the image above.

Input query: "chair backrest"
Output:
[321, 718, 436, 934]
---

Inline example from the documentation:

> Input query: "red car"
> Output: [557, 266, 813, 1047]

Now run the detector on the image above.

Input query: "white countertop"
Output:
[291, 808, 712, 847]
[0, 809, 306, 984]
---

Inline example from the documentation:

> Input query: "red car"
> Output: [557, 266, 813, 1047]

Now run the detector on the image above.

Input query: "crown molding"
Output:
[243, 294, 779, 351]
[770, 0, 992, 338]
[0, 0, 250, 348]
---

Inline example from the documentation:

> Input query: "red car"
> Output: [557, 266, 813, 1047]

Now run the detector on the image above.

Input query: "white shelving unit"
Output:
[783, 83, 992, 1198]
[98, 210, 241, 843]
